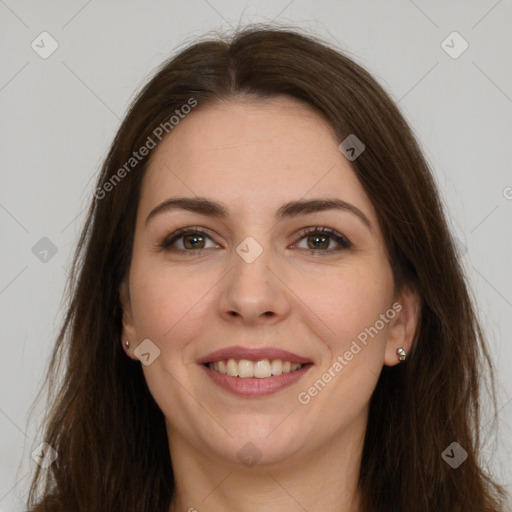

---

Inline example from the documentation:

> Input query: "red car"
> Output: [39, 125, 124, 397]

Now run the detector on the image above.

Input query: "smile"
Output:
[207, 358, 303, 378]
[197, 345, 314, 397]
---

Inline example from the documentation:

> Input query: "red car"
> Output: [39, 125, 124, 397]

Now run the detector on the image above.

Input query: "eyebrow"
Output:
[145, 196, 373, 231]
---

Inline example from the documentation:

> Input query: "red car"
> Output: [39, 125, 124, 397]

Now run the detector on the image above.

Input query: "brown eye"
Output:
[182, 233, 206, 249]
[161, 228, 219, 253]
[294, 227, 351, 254]
[307, 234, 330, 250]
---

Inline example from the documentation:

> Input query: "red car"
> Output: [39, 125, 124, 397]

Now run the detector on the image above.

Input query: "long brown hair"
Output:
[26, 25, 507, 511]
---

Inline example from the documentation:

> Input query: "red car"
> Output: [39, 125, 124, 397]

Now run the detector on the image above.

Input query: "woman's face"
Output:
[122, 96, 417, 468]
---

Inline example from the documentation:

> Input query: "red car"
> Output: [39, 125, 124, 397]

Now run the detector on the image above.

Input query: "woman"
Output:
[26, 26, 507, 511]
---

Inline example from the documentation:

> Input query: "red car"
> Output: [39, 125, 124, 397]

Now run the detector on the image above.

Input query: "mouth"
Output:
[197, 346, 314, 397]
[206, 358, 307, 378]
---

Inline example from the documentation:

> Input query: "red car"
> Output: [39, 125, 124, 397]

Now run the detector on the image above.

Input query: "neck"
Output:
[166, 414, 366, 512]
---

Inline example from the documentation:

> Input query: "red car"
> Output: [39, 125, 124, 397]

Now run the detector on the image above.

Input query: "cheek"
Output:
[129, 260, 219, 347]
[128, 264, 217, 415]
[293, 262, 394, 352]
[294, 269, 394, 424]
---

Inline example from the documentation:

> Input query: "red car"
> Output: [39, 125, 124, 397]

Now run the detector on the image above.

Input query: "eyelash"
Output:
[159, 225, 352, 256]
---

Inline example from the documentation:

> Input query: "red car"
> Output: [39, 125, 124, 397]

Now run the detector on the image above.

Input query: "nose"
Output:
[217, 241, 291, 326]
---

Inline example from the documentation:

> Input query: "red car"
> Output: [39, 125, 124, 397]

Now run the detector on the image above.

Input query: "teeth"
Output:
[208, 358, 304, 378]
[238, 359, 254, 378]
[226, 358, 238, 376]
[271, 359, 282, 375]
[253, 359, 271, 378]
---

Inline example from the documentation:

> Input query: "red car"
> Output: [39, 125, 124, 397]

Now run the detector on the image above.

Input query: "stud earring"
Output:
[125, 340, 130, 350]
[396, 347, 406, 362]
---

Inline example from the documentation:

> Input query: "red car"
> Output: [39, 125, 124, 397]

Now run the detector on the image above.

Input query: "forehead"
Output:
[139, 96, 376, 223]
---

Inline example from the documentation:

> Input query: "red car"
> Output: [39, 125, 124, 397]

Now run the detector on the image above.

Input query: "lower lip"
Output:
[200, 364, 313, 397]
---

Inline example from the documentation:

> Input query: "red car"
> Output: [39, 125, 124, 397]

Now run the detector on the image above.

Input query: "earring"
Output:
[125, 340, 130, 349]
[396, 347, 406, 362]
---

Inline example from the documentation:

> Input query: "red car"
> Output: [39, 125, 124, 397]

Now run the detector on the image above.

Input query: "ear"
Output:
[383, 285, 421, 366]
[120, 279, 138, 360]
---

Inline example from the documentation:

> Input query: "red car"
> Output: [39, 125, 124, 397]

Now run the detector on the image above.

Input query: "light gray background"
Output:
[1, 1, 511, 510]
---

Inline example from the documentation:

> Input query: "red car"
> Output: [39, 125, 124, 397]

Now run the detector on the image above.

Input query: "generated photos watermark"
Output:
[297, 302, 402, 405]
[94, 97, 197, 200]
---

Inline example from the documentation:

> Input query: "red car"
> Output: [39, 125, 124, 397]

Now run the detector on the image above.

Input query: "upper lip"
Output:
[197, 345, 312, 365]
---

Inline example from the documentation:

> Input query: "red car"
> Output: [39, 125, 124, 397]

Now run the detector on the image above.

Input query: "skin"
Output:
[121, 95, 420, 512]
